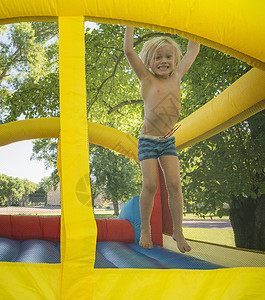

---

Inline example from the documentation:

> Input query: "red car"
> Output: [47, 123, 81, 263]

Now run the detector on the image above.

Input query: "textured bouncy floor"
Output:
[0, 238, 222, 269]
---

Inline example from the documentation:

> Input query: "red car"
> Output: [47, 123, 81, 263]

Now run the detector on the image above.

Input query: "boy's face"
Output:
[149, 45, 176, 79]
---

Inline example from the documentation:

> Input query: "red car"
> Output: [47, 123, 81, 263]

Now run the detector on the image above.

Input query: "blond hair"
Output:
[140, 36, 182, 67]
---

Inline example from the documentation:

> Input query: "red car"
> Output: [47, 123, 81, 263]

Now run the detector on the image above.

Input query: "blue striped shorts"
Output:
[138, 136, 178, 162]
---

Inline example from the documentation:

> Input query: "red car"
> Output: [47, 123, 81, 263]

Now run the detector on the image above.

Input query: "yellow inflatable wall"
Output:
[0, 1, 264, 299]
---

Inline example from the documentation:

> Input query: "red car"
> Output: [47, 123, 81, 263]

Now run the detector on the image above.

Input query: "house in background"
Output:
[47, 183, 61, 206]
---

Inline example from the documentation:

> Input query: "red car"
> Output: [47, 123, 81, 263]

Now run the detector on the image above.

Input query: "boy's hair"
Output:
[140, 36, 182, 67]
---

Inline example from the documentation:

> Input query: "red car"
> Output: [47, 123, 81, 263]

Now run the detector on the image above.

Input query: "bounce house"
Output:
[0, 0, 265, 299]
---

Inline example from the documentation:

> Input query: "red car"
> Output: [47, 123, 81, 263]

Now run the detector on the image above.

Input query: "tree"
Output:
[31, 138, 60, 187]
[28, 187, 47, 205]
[180, 111, 265, 250]
[0, 175, 24, 206]
[0, 175, 38, 206]
[0, 22, 59, 122]
[0, 174, 12, 205]
[20, 179, 38, 206]
[90, 144, 142, 215]
[39, 176, 57, 193]
[229, 111, 265, 250]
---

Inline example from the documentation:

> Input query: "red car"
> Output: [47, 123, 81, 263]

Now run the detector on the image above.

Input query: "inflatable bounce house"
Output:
[0, 0, 265, 299]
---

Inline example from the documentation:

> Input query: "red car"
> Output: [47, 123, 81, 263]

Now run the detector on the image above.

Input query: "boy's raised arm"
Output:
[176, 40, 200, 79]
[124, 26, 134, 54]
[124, 26, 149, 81]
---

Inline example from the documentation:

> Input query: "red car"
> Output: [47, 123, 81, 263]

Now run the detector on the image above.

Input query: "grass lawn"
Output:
[95, 213, 117, 219]
[94, 209, 116, 219]
[183, 228, 235, 247]
[183, 213, 234, 247]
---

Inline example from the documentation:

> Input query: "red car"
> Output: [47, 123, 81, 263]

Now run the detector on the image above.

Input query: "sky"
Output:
[0, 140, 53, 184]
[0, 22, 99, 184]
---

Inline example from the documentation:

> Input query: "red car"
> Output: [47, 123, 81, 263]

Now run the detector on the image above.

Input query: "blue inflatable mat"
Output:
[0, 238, 223, 269]
[96, 241, 223, 269]
[0, 238, 60, 263]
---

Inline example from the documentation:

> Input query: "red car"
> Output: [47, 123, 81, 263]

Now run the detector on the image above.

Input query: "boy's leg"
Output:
[139, 158, 159, 249]
[159, 155, 191, 253]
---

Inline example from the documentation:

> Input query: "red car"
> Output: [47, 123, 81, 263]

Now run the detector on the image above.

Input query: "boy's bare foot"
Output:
[139, 228, 153, 249]
[173, 232, 191, 253]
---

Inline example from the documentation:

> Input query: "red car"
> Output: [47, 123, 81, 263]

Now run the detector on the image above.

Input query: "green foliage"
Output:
[0, 25, 7, 35]
[0, 22, 58, 122]
[85, 24, 143, 134]
[0, 174, 38, 206]
[90, 144, 142, 215]
[181, 112, 265, 218]
[31, 138, 58, 169]
[28, 187, 47, 204]
[39, 176, 58, 192]
[31, 138, 60, 189]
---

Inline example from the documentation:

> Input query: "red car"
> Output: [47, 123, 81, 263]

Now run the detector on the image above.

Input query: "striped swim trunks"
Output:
[138, 136, 178, 162]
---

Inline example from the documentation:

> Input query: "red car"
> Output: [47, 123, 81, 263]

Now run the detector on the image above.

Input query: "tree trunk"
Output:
[91, 191, 95, 208]
[230, 195, 265, 251]
[186, 202, 192, 213]
[112, 199, 119, 216]
[254, 194, 265, 251]
[230, 112, 265, 251]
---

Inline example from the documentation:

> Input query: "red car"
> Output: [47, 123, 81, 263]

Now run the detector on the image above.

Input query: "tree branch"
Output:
[0, 47, 21, 82]
[108, 99, 143, 114]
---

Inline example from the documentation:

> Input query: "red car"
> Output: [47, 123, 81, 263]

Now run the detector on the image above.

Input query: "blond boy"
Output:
[124, 26, 200, 253]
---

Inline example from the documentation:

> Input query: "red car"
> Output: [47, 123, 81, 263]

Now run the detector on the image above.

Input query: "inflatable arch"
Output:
[0, 1, 265, 299]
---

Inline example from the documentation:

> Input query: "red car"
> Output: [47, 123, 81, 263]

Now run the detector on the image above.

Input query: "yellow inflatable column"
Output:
[176, 68, 265, 150]
[59, 16, 96, 300]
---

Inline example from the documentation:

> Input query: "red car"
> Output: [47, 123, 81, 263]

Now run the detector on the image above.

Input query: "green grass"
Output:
[95, 213, 117, 219]
[183, 227, 235, 247]
[183, 213, 234, 247]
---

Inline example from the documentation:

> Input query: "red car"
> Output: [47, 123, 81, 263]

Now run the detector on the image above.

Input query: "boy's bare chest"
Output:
[141, 77, 180, 102]
[142, 84, 181, 122]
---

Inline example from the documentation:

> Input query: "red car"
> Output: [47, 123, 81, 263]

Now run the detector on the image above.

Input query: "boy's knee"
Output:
[143, 182, 158, 194]
[166, 180, 181, 194]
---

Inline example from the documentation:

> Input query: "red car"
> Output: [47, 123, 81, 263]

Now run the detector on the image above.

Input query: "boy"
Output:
[124, 26, 200, 252]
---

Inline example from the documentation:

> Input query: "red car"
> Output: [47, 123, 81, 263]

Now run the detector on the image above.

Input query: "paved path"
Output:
[183, 220, 232, 230]
[0, 206, 61, 215]
[0, 207, 232, 230]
